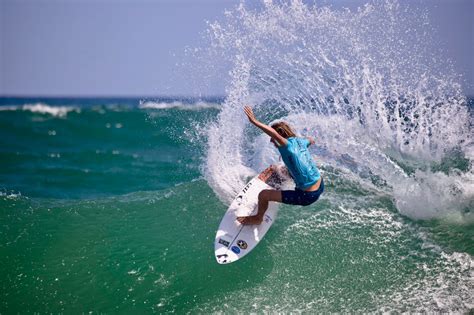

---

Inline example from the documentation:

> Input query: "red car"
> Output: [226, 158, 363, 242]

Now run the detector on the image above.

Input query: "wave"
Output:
[1, 179, 471, 312]
[0, 103, 80, 117]
[0, 100, 222, 117]
[201, 0, 473, 221]
[0, 191, 23, 199]
[138, 100, 221, 110]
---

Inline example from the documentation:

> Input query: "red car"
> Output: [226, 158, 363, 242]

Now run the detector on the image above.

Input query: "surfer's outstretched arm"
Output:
[244, 106, 287, 146]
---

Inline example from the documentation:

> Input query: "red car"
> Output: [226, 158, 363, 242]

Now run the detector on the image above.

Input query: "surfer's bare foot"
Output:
[237, 215, 263, 225]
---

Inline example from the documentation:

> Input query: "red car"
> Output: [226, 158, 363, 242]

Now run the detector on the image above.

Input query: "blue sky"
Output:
[1, 0, 473, 97]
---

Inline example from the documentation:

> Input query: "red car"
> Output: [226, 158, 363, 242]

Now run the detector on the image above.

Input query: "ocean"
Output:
[1, 1, 473, 313]
[0, 96, 472, 313]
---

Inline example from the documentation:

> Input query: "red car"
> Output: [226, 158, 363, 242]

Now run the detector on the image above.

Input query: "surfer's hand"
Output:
[244, 106, 258, 124]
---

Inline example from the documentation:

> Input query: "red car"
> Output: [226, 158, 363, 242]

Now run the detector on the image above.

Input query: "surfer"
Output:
[237, 106, 324, 225]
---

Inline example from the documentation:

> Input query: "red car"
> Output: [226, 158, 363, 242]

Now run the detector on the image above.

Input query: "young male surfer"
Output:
[237, 106, 324, 225]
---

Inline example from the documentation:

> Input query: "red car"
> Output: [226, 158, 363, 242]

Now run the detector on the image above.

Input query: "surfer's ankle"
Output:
[251, 215, 264, 224]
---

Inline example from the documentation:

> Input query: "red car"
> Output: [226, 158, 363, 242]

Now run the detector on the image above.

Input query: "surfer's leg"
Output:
[257, 189, 282, 216]
[237, 190, 282, 225]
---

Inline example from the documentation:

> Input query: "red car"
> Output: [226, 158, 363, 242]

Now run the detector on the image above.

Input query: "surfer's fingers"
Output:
[244, 106, 254, 116]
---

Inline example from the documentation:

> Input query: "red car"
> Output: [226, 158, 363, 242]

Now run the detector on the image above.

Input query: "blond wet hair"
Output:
[270, 121, 296, 139]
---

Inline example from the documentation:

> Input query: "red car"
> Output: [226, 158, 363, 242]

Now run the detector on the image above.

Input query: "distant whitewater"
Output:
[0, 103, 80, 117]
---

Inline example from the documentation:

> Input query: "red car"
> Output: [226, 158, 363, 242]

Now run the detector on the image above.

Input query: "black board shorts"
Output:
[281, 178, 324, 206]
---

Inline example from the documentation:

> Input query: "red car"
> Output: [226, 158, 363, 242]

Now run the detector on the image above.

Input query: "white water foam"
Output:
[201, 0, 473, 220]
[282, 202, 474, 312]
[138, 100, 220, 110]
[0, 103, 80, 117]
[0, 191, 23, 200]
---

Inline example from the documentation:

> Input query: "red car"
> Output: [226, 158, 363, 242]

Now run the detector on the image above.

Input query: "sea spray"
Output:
[202, 0, 472, 220]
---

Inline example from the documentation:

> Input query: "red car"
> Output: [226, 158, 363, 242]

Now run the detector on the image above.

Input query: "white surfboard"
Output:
[214, 166, 289, 264]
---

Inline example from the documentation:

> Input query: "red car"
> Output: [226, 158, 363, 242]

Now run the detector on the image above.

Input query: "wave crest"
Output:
[0, 103, 80, 117]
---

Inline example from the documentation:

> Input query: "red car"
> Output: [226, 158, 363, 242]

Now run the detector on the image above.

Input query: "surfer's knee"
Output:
[258, 190, 270, 201]
[258, 189, 282, 202]
[259, 189, 277, 202]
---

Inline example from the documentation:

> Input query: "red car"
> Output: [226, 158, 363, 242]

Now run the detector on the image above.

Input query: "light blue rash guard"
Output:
[277, 137, 321, 190]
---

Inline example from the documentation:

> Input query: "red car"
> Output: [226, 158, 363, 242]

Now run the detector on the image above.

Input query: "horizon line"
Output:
[1, 94, 473, 100]
[0, 94, 227, 100]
